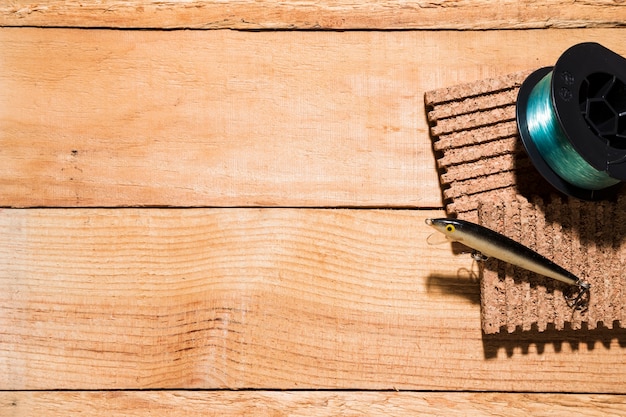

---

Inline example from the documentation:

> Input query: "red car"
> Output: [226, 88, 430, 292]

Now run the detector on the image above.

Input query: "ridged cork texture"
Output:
[425, 71, 626, 334]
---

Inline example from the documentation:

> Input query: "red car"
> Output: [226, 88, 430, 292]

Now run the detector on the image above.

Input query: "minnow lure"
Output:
[425, 218, 590, 306]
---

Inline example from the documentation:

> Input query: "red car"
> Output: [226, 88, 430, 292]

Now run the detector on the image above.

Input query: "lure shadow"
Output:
[482, 321, 626, 359]
[426, 272, 481, 305]
[426, 241, 482, 305]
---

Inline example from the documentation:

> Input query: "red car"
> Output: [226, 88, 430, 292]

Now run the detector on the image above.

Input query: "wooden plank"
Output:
[3, 391, 626, 416]
[1, 0, 625, 29]
[2, 208, 626, 392]
[2, 29, 626, 208]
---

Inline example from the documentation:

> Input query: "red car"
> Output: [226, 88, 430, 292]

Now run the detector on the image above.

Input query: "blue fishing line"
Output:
[525, 72, 620, 191]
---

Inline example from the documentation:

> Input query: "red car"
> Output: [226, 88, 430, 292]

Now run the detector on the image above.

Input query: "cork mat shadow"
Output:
[481, 323, 626, 359]
[425, 72, 626, 335]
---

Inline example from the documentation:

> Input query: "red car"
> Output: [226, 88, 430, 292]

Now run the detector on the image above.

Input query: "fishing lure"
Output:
[425, 218, 590, 307]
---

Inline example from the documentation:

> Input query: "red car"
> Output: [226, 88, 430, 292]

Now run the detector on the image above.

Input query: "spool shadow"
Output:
[512, 136, 554, 200]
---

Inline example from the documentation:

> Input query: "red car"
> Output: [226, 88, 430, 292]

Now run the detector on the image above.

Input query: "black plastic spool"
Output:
[516, 42, 626, 200]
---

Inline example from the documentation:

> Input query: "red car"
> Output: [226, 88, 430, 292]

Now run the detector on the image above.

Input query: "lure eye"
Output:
[445, 224, 456, 233]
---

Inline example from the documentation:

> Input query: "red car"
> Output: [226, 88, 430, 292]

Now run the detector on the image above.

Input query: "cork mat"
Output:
[425, 72, 626, 334]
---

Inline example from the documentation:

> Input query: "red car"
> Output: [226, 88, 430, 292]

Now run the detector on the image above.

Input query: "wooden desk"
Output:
[1, 2, 625, 415]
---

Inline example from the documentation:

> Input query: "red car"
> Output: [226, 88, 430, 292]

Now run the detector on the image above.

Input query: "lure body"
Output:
[425, 218, 589, 290]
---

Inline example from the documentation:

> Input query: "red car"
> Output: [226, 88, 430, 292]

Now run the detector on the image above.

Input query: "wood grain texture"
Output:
[3, 208, 626, 392]
[3, 391, 626, 416]
[0, 208, 474, 389]
[1, 0, 626, 29]
[2, 28, 626, 207]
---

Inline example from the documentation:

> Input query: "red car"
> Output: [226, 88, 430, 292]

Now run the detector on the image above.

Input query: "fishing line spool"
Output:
[516, 42, 626, 200]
